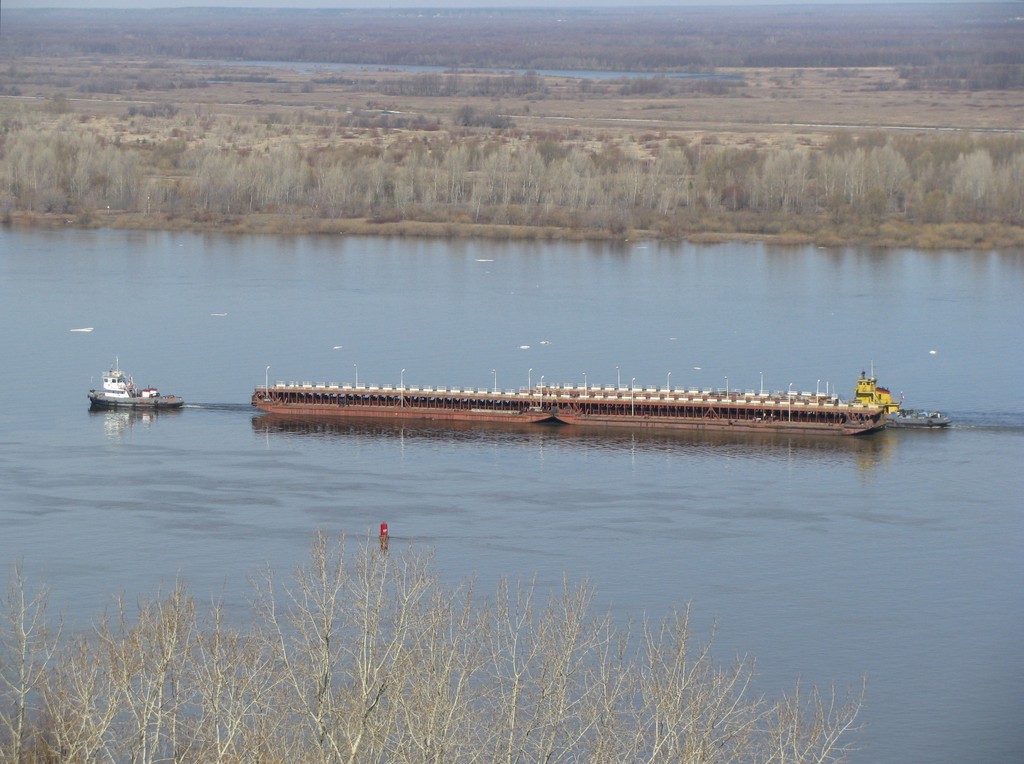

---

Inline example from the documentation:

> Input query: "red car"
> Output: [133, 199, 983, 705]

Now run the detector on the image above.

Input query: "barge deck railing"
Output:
[255, 381, 876, 411]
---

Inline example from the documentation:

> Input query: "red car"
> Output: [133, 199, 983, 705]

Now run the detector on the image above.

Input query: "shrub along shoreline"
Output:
[9, 209, 1024, 251]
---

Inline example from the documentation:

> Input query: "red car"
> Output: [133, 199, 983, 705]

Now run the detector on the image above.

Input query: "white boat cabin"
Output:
[101, 368, 159, 399]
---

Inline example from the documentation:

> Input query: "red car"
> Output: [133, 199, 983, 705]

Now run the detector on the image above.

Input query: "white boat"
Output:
[87, 361, 183, 411]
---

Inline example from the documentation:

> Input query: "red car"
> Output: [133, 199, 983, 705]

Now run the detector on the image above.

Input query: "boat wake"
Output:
[943, 411, 1024, 432]
[181, 403, 253, 412]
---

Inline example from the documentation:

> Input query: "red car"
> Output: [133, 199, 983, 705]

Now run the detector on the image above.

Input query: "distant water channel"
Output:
[1, 229, 1021, 763]
[217, 59, 743, 81]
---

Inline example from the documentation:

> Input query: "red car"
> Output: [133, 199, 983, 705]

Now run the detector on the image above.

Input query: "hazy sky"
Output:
[1, 0, 961, 8]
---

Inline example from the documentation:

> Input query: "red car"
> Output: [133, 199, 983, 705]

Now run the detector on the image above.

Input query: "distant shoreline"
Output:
[8, 211, 1024, 251]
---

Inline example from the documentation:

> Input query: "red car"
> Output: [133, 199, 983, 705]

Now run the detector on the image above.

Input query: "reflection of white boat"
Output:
[93, 408, 178, 439]
[87, 361, 184, 411]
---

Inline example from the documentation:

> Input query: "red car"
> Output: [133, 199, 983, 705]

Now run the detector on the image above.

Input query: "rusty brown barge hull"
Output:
[549, 388, 883, 435]
[552, 410, 876, 435]
[252, 383, 885, 436]
[252, 385, 555, 424]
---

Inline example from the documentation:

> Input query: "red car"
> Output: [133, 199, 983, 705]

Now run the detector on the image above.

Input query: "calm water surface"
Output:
[1, 229, 1022, 762]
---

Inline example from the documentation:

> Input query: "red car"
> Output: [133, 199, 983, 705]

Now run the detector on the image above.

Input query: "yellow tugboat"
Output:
[853, 370, 950, 428]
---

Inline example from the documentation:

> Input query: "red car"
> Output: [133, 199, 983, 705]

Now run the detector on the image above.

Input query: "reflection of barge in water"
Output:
[251, 412, 895, 468]
[251, 378, 885, 436]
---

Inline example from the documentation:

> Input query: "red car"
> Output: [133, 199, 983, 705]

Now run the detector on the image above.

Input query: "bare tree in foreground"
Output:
[0, 564, 59, 762]
[1, 535, 862, 762]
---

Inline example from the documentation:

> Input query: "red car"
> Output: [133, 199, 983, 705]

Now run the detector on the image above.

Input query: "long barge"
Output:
[251, 379, 886, 435]
[547, 387, 883, 435]
[252, 382, 554, 424]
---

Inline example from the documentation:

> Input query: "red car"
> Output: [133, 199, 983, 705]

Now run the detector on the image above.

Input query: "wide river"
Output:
[1, 228, 1021, 762]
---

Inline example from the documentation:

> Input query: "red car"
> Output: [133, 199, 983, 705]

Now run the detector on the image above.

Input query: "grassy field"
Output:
[6, 57, 1022, 148]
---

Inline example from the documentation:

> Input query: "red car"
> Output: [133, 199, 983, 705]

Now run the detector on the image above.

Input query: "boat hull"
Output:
[253, 400, 554, 424]
[551, 411, 883, 436]
[886, 411, 951, 428]
[88, 392, 184, 411]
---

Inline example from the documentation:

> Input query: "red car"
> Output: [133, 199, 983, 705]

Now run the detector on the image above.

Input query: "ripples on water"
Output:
[2, 230, 1022, 764]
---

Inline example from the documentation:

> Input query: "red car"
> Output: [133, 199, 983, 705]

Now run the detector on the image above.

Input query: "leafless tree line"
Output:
[1, 533, 863, 763]
[4, 116, 1021, 235]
